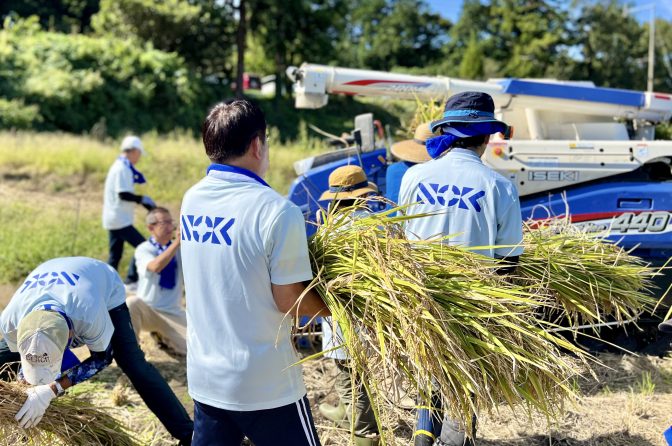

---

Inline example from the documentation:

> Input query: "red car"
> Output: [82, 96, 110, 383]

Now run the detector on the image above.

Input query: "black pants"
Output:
[0, 304, 194, 442]
[107, 225, 145, 283]
[193, 396, 321, 446]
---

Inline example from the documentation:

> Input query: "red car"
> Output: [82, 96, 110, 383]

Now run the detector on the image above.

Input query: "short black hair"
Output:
[452, 134, 488, 149]
[202, 99, 267, 163]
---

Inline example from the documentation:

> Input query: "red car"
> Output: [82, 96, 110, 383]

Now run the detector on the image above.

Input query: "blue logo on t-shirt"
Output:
[416, 182, 486, 212]
[181, 215, 235, 245]
[20, 272, 81, 293]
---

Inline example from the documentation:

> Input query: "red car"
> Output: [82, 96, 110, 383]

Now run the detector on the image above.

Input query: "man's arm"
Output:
[58, 344, 114, 391]
[272, 282, 330, 317]
[119, 192, 156, 210]
[146, 236, 180, 273]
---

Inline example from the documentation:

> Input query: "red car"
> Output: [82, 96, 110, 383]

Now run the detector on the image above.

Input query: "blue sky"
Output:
[425, 0, 672, 23]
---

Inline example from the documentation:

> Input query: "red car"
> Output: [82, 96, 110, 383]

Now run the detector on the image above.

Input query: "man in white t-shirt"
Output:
[128, 207, 186, 355]
[0, 257, 193, 445]
[102, 135, 156, 287]
[399, 92, 523, 446]
[181, 99, 329, 446]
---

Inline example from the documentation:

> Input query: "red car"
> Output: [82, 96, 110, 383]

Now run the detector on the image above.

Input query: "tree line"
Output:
[1, 0, 671, 136]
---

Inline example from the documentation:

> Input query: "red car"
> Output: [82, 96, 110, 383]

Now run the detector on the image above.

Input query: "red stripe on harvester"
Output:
[654, 94, 671, 100]
[343, 79, 425, 86]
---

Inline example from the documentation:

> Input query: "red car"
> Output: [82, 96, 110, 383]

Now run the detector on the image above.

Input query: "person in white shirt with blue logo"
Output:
[399, 92, 523, 446]
[0, 257, 193, 445]
[180, 99, 329, 446]
[128, 207, 186, 355]
[102, 136, 156, 288]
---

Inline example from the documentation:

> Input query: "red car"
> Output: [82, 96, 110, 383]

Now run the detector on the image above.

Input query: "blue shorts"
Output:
[192, 395, 321, 446]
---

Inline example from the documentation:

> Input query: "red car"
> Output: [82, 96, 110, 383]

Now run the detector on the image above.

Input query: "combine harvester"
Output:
[286, 63, 672, 351]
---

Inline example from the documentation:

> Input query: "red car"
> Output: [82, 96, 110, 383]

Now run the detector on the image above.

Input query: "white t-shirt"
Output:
[180, 168, 314, 411]
[0, 257, 126, 353]
[399, 148, 524, 258]
[102, 158, 136, 230]
[135, 241, 184, 316]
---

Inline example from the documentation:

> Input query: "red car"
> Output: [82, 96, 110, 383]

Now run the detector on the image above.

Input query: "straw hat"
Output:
[390, 123, 433, 164]
[319, 165, 378, 201]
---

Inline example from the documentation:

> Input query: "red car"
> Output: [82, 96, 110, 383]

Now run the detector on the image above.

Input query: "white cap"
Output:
[17, 311, 68, 385]
[120, 135, 145, 154]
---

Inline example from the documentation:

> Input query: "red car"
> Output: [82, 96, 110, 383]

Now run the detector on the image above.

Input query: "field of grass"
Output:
[0, 130, 322, 284]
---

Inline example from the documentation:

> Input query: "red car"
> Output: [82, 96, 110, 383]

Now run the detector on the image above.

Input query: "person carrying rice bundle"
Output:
[180, 99, 329, 446]
[399, 91, 523, 446]
[0, 257, 194, 445]
[316, 165, 381, 446]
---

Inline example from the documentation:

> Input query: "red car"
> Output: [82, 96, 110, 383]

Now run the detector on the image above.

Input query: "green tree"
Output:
[459, 32, 484, 79]
[335, 0, 451, 71]
[442, 0, 568, 79]
[653, 19, 672, 93]
[92, 0, 236, 78]
[0, 0, 99, 32]
[568, 0, 646, 90]
[249, 0, 350, 99]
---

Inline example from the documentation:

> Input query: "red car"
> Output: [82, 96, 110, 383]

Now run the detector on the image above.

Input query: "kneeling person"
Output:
[128, 207, 186, 355]
[0, 257, 193, 445]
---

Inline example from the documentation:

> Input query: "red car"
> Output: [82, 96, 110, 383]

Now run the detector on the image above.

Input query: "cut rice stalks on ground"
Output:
[303, 206, 595, 443]
[0, 379, 140, 446]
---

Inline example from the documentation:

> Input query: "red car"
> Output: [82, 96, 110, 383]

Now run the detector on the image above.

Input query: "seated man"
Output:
[127, 207, 186, 355]
[0, 257, 193, 444]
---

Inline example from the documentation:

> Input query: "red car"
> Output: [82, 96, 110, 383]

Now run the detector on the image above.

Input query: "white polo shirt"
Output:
[180, 166, 313, 411]
[103, 158, 136, 230]
[399, 148, 523, 258]
[135, 241, 184, 316]
[0, 257, 126, 353]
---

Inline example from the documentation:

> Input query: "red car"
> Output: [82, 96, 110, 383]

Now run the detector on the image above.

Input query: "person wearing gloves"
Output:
[103, 135, 156, 289]
[127, 207, 186, 355]
[385, 122, 432, 206]
[0, 257, 194, 445]
[398, 92, 523, 446]
[181, 99, 329, 446]
[317, 165, 380, 446]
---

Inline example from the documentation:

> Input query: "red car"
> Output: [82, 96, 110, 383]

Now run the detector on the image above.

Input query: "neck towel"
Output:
[206, 163, 271, 188]
[425, 121, 508, 159]
[149, 237, 177, 290]
[119, 156, 147, 184]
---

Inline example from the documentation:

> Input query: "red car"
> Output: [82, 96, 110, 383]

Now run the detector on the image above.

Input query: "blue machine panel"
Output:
[290, 154, 672, 263]
[520, 180, 672, 259]
[287, 148, 388, 235]
[499, 79, 645, 107]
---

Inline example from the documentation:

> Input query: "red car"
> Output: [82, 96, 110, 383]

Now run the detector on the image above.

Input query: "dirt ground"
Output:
[69, 334, 672, 446]
[2, 183, 672, 445]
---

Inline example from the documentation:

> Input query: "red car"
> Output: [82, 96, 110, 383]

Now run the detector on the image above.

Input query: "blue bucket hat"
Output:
[430, 91, 507, 132]
[426, 91, 510, 159]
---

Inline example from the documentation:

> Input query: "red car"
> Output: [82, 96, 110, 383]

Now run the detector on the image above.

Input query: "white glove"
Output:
[141, 195, 156, 209]
[15, 384, 56, 429]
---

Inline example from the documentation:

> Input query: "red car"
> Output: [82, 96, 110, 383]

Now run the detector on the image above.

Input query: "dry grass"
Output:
[0, 379, 140, 446]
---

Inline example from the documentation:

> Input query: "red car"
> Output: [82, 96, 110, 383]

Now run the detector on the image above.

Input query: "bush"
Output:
[0, 16, 217, 136]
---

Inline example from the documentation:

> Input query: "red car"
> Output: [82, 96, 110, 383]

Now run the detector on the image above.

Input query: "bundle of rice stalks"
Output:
[0, 380, 140, 446]
[305, 207, 588, 441]
[398, 96, 444, 138]
[517, 219, 658, 328]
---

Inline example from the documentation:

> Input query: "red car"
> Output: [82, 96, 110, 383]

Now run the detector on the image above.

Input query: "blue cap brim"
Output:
[430, 117, 508, 133]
